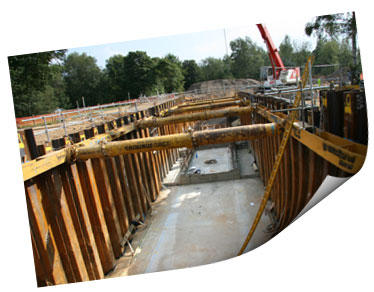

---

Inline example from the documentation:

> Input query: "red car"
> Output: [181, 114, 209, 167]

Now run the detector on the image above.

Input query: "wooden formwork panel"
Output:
[23, 101, 181, 287]
[250, 110, 354, 232]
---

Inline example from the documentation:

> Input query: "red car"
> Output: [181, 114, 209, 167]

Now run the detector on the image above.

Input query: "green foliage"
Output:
[305, 14, 345, 39]
[230, 37, 268, 79]
[305, 12, 356, 41]
[314, 39, 339, 74]
[291, 42, 312, 68]
[199, 57, 232, 81]
[35, 64, 71, 113]
[63, 52, 103, 106]
[305, 12, 359, 83]
[279, 35, 294, 66]
[8, 50, 66, 117]
[279, 36, 312, 69]
[154, 55, 184, 93]
[106, 54, 127, 100]
[122, 51, 157, 97]
[182, 59, 201, 90]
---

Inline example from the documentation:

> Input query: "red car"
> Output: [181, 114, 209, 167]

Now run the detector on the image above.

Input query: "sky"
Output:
[68, 17, 319, 69]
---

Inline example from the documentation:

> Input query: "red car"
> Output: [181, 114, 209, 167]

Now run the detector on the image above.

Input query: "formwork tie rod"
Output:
[74, 123, 279, 160]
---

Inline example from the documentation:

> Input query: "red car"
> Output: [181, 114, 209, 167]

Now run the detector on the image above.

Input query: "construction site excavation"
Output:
[14, 22, 368, 288]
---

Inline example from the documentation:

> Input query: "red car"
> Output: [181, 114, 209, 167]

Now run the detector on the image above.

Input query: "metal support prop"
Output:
[42, 116, 50, 142]
[74, 123, 279, 160]
[135, 106, 253, 129]
[237, 56, 314, 256]
[301, 82, 305, 129]
[60, 112, 68, 137]
[308, 59, 315, 133]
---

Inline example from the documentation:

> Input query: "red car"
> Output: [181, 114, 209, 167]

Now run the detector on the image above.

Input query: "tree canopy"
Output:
[182, 60, 201, 90]
[63, 52, 103, 107]
[199, 57, 232, 81]
[230, 37, 268, 79]
[153, 54, 184, 93]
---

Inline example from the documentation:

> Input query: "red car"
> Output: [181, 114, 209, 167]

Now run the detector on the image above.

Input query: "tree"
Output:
[122, 51, 157, 98]
[8, 50, 66, 117]
[164, 53, 182, 68]
[33, 64, 71, 113]
[106, 54, 127, 101]
[313, 39, 340, 75]
[305, 12, 359, 82]
[154, 54, 184, 93]
[182, 60, 201, 90]
[63, 52, 103, 107]
[96, 70, 112, 104]
[230, 37, 268, 79]
[279, 35, 295, 66]
[292, 41, 312, 68]
[199, 57, 232, 81]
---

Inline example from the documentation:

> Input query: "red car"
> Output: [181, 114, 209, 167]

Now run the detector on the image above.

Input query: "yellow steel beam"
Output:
[136, 106, 253, 129]
[178, 97, 238, 108]
[75, 123, 279, 160]
[160, 100, 249, 116]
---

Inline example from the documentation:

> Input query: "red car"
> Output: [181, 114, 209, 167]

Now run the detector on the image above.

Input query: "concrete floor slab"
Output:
[107, 178, 272, 278]
[189, 147, 232, 174]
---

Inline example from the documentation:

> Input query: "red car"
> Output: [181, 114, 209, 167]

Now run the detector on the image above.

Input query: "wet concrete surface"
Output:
[107, 177, 272, 278]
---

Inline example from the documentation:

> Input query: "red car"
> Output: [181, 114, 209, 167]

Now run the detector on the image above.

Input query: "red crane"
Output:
[257, 23, 300, 86]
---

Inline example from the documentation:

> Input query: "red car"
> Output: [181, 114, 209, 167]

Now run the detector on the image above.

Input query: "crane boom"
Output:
[256, 23, 300, 87]
[257, 23, 285, 80]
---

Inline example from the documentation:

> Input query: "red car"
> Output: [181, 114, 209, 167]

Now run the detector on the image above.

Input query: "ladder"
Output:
[238, 56, 315, 255]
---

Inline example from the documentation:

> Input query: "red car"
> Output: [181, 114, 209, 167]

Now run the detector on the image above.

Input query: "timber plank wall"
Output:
[240, 89, 367, 232]
[23, 99, 198, 287]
